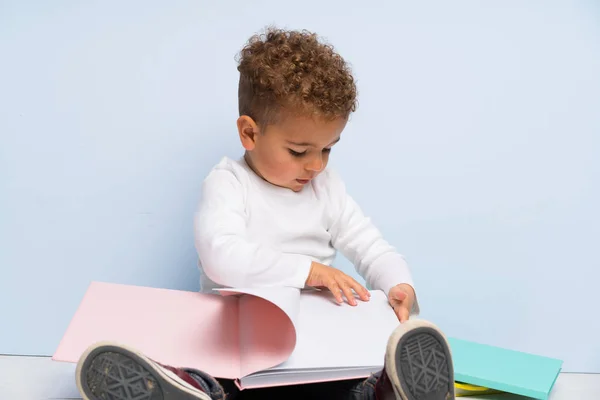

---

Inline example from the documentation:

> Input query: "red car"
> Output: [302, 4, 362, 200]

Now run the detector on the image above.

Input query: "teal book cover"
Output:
[449, 338, 563, 399]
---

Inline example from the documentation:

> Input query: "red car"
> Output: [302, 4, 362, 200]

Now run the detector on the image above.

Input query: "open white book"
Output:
[53, 282, 400, 389]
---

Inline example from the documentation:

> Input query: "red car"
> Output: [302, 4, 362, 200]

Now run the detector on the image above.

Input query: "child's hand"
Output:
[306, 262, 371, 306]
[388, 284, 415, 323]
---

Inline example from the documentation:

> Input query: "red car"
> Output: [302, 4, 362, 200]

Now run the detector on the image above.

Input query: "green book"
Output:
[449, 337, 563, 399]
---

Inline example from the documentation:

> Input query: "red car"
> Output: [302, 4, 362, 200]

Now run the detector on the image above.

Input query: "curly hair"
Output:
[236, 27, 357, 127]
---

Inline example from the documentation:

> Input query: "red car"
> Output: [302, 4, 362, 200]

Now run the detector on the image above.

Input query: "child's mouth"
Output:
[296, 179, 310, 184]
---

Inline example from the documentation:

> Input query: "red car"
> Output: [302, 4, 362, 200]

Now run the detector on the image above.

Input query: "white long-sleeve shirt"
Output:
[194, 156, 417, 305]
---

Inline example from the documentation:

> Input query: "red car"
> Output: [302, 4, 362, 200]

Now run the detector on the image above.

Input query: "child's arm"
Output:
[194, 169, 312, 289]
[324, 170, 419, 317]
[194, 167, 369, 305]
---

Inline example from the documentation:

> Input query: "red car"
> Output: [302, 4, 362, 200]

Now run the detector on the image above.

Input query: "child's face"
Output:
[238, 114, 346, 192]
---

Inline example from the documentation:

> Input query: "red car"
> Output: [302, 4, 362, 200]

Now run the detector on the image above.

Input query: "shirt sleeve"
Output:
[325, 170, 420, 314]
[194, 168, 313, 289]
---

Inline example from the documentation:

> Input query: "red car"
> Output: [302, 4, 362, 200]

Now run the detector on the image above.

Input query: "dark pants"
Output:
[187, 376, 381, 400]
[218, 376, 378, 400]
[186, 372, 380, 400]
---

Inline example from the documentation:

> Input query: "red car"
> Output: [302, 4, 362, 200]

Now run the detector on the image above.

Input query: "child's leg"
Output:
[377, 319, 454, 400]
[75, 342, 228, 400]
[75, 343, 329, 400]
[74, 319, 454, 400]
[305, 319, 455, 400]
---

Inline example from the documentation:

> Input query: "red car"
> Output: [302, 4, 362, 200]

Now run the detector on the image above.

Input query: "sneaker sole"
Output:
[385, 320, 455, 400]
[76, 341, 212, 400]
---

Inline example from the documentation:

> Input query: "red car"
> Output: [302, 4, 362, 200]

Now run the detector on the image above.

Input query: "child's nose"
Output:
[305, 154, 324, 171]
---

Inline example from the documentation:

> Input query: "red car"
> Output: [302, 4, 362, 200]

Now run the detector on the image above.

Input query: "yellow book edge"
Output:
[455, 382, 503, 397]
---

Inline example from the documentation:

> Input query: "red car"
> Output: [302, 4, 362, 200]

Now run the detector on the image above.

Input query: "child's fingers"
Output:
[339, 282, 357, 306]
[343, 276, 369, 302]
[396, 306, 409, 322]
[326, 281, 344, 304]
[323, 269, 370, 306]
[350, 279, 371, 301]
[354, 283, 370, 301]
[392, 290, 407, 302]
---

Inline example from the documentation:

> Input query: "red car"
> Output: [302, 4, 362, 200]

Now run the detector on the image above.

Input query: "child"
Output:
[74, 27, 455, 400]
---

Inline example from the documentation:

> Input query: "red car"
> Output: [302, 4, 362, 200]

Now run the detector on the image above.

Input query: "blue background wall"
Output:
[1, 1, 599, 372]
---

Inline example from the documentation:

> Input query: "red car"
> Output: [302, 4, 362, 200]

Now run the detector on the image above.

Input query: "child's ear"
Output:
[237, 115, 260, 151]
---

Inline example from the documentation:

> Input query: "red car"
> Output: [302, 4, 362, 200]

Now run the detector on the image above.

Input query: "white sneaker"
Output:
[76, 341, 218, 400]
[380, 319, 455, 400]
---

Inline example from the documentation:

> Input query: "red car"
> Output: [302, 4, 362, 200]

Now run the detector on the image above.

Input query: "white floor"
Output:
[0, 355, 598, 399]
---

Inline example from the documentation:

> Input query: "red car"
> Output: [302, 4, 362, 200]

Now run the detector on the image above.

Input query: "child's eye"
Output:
[288, 149, 306, 157]
[323, 148, 332, 154]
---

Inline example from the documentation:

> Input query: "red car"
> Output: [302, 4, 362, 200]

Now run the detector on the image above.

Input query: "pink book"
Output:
[53, 281, 399, 389]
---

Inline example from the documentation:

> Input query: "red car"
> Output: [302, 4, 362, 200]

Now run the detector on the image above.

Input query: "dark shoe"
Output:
[76, 341, 225, 400]
[375, 320, 455, 400]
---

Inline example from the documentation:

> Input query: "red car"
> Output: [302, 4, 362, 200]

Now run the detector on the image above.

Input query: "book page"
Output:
[53, 282, 242, 379]
[216, 287, 300, 329]
[217, 287, 300, 377]
[272, 289, 399, 371]
[241, 366, 379, 389]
